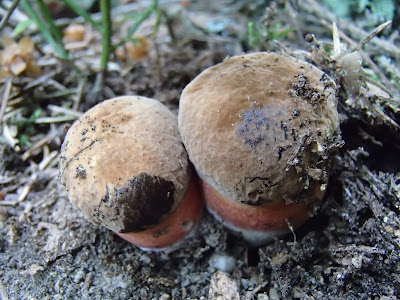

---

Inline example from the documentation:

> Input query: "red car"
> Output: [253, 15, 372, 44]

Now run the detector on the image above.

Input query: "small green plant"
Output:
[247, 20, 294, 49]
[20, 0, 69, 60]
[14, 0, 159, 89]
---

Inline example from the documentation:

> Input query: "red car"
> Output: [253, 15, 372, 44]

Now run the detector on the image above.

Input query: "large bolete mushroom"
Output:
[178, 52, 341, 246]
[60, 96, 203, 250]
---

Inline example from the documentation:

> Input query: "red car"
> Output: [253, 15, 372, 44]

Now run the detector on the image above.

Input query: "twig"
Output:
[0, 0, 21, 32]
[0, 79, 12, 133]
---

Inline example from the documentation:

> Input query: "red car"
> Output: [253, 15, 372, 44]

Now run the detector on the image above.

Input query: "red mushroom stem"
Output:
[116, 178, 203, 250]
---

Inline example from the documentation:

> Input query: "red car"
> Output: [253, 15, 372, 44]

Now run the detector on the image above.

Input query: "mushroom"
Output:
[178, 52, 341, 246]
[60, 96, 203, 250]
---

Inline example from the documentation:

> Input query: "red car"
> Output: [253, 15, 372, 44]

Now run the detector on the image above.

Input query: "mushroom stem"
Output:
[201, 180, 323, 246]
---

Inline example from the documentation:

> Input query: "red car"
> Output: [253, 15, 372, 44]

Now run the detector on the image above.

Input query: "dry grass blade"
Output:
[320, 19, 396, 93]
[21, 126, 59, 161]
[0, 79, 12, 132]
[0, 0, 21, 32]
[38, 150, 58, 171]
[352, 21, 392, 53]
[23, 71, 57, 91]
[17, 172, 37, 202]
[34, 116, 78, 123]
[301, 0, 400, 57]
[47, 105, 83, 118]
[332, 21, 341, 59]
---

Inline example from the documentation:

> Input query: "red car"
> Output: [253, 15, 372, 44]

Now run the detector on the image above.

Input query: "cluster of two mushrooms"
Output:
[60, 52, 341, 251]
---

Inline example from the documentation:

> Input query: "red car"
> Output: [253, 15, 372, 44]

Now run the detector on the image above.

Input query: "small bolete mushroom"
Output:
[60, 96, 203, 250]
[178, 52, 341, 246]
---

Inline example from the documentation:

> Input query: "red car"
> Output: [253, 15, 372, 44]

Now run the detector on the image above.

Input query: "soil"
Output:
[0, 1, 400, 299]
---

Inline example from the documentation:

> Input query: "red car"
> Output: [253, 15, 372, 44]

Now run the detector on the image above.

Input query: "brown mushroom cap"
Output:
[60, 96, 190, 233]
[178, 52, 341, 206]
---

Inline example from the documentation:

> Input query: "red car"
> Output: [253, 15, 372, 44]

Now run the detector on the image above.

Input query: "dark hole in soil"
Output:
[340, 120, 400, 173]
[247, 247, 260, 267]
[296, 211, 331, 239]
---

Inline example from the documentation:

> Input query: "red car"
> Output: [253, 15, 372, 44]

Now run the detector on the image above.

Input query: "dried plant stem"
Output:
[301, 0, 400, 58]
[352, 21, 392, 52]
[321, 20, 397, 93]
[0, 0, 21, 32]
[0, 79, 12, 133]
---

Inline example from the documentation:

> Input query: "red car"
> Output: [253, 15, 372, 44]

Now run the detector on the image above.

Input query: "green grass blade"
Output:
[36, 0, 63, 44]
[20, 0, 69, 60]
[114, 0, 158, 49]
[100, 0, 112, 72]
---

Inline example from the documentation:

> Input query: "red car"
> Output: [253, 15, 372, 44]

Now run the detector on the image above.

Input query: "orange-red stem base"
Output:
[201, 179, 323, 245]
[116, 178, 203, 250]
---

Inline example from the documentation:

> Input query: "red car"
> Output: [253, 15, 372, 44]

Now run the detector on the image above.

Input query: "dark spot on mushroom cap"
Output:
[95, 172, 175, 233]
[236, 107, 270, 149]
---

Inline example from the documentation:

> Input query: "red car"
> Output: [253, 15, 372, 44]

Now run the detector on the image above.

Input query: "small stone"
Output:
[208, 271, 240, 300]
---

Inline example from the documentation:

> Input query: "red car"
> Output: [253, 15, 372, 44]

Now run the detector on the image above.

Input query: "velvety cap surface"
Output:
[179, 52, 341, 205]
[60, 96, 189, 232]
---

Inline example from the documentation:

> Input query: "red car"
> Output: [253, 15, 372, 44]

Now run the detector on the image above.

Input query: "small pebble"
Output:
[209, 252, 236, 273]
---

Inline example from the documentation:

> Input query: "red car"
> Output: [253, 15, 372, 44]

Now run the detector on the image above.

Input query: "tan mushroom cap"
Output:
[179, 52, 341, 206]
[60, 96, 190, 233]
